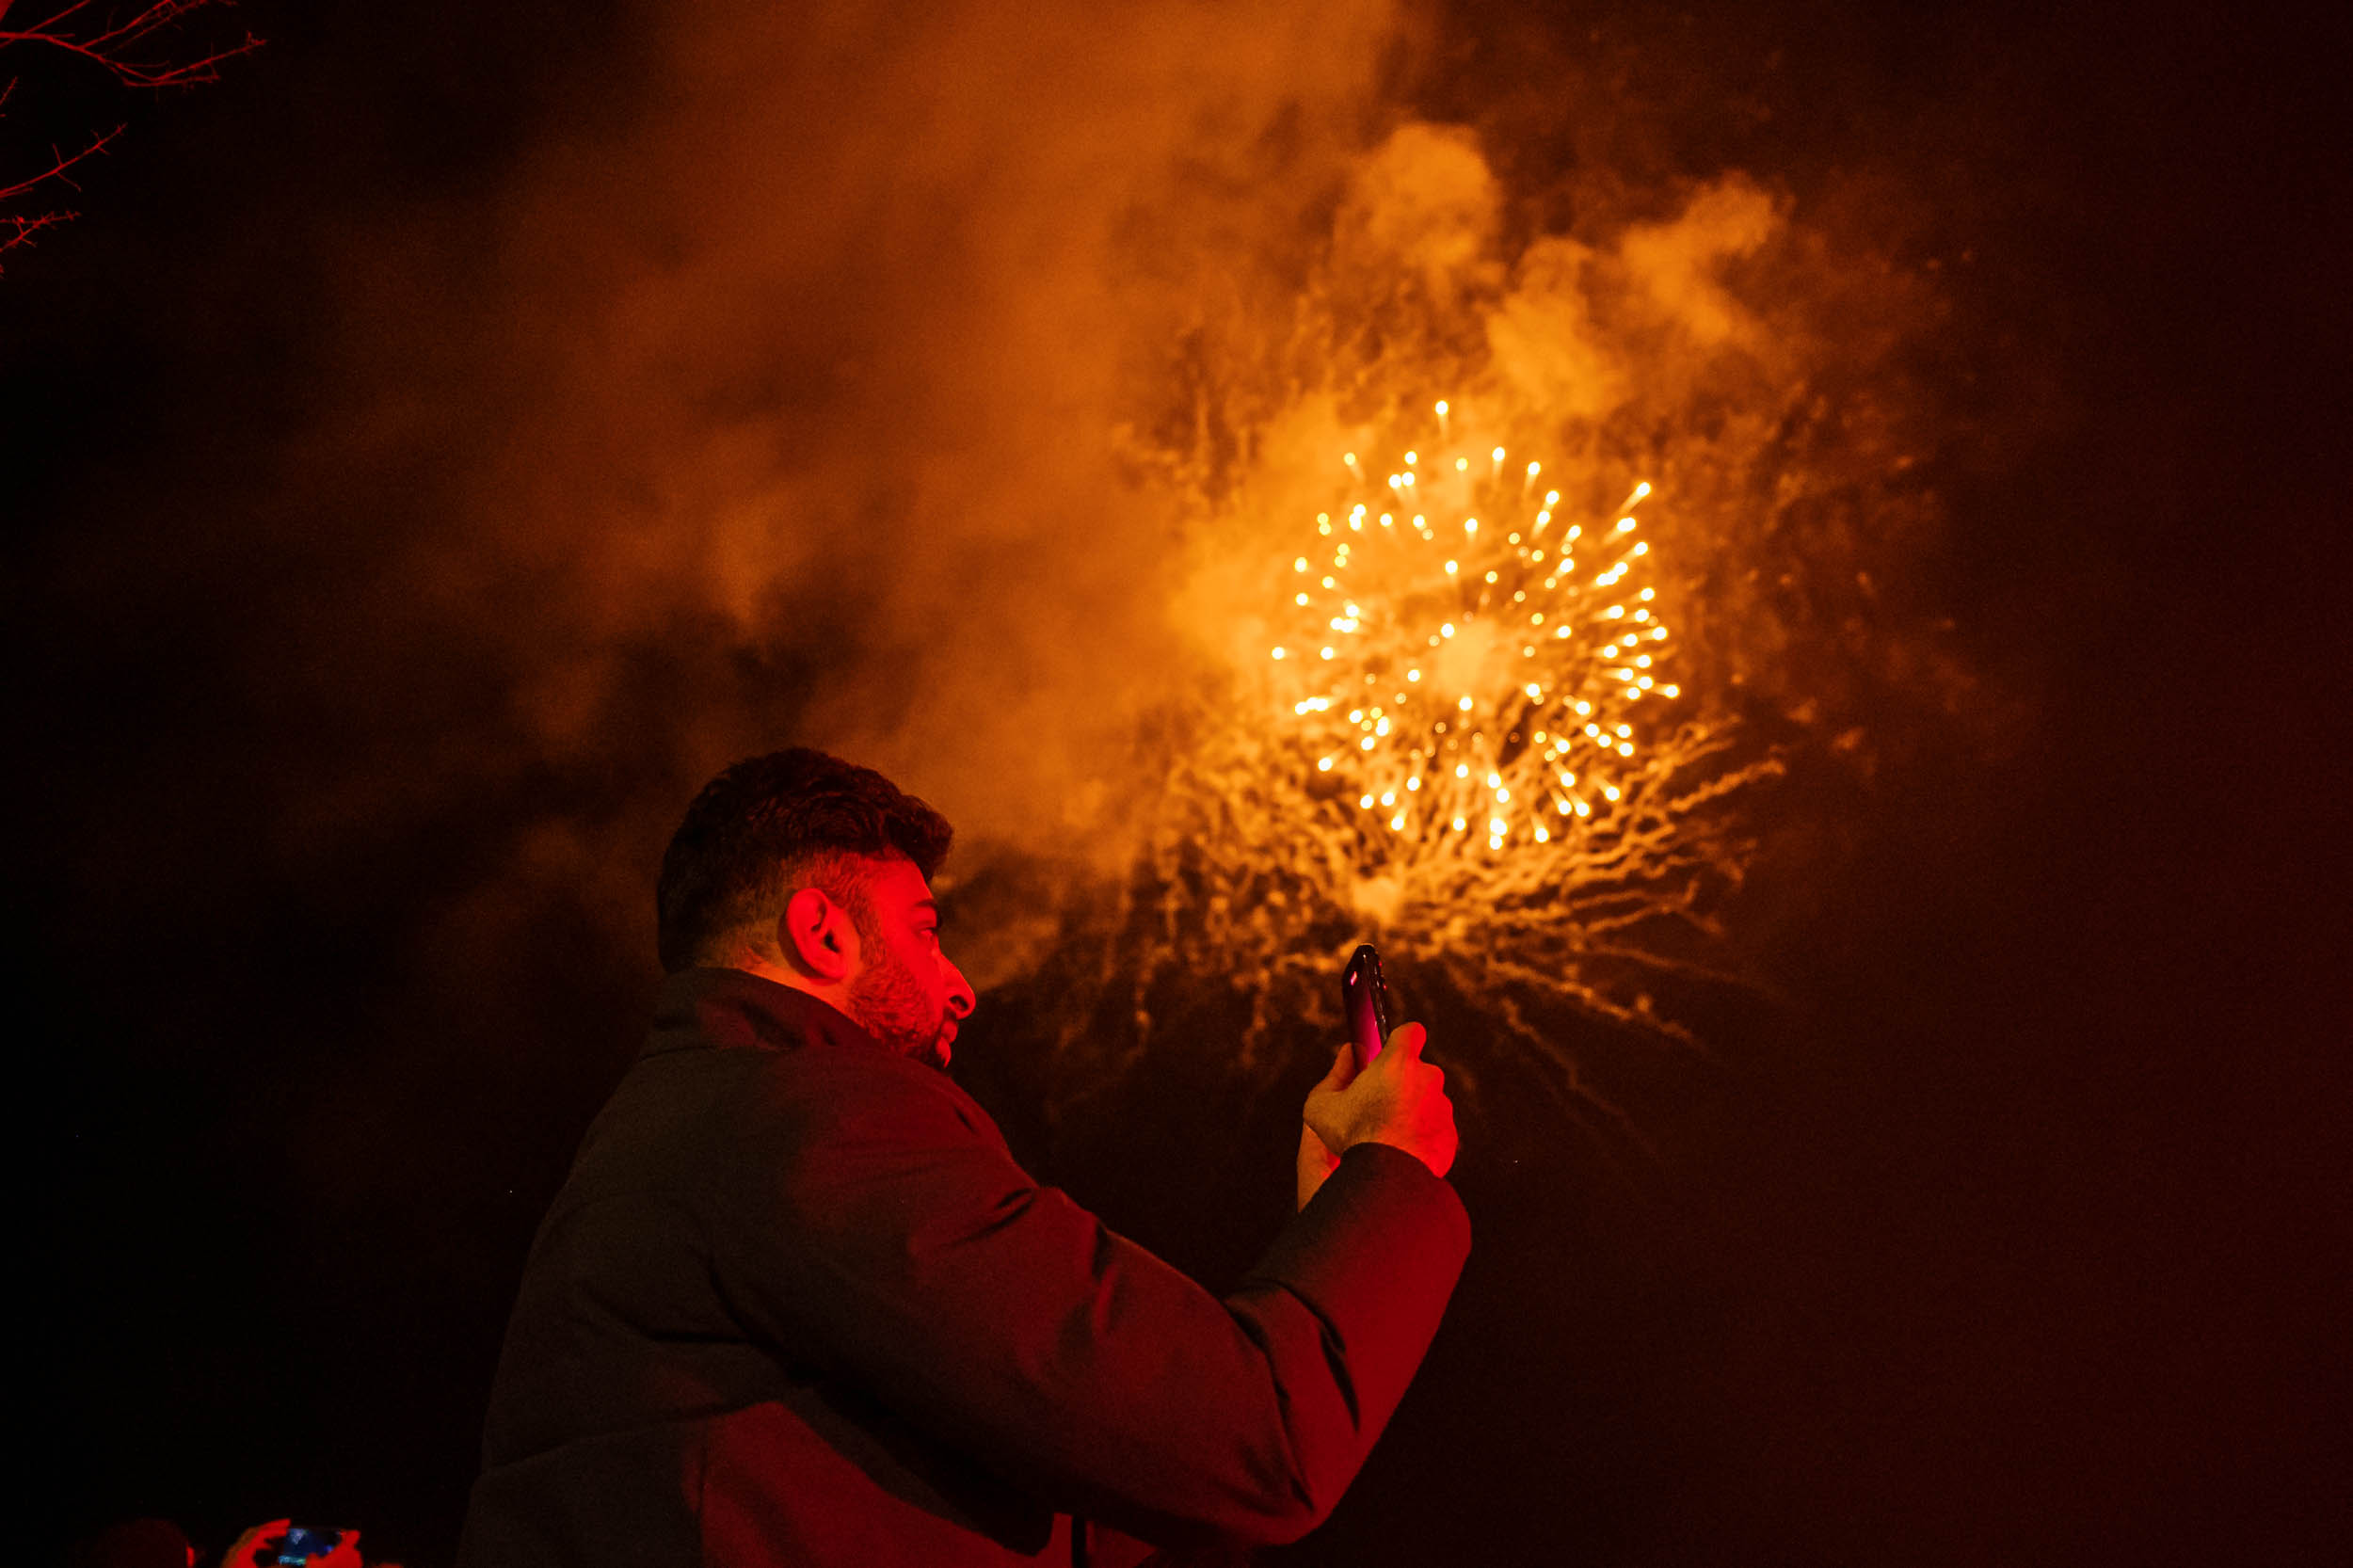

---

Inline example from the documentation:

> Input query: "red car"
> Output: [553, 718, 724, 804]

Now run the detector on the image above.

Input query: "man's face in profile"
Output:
[842, 856, 975, 1068]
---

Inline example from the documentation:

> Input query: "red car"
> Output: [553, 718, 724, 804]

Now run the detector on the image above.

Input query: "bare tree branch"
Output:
[1, 1, 259, 269]
[0, 118, 120, 201]
[3, 1, 261, 89]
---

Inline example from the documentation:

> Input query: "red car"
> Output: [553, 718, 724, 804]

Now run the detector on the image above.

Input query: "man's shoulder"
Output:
[721, 1040, 1004, 1160]
[596, 1001, 1000, 1167]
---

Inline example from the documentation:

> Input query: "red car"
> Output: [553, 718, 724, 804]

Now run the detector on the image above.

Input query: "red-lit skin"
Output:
[737, 854, 975, 1068]
[1296, 1022, 1456, 1210]
[733, 852, 1457, 1206]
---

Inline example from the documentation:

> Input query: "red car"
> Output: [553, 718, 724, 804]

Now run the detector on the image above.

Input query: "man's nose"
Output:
[944, 958, 976, 1019]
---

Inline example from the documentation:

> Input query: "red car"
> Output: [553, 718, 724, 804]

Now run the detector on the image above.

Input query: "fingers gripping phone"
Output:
[1342, 943, 1393, 1071]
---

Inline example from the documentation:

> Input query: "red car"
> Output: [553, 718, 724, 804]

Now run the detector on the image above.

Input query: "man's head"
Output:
[658, 749, 974, 1066]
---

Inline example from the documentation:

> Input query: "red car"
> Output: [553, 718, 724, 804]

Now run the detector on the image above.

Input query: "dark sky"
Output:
[12, 2, 2349, 1565]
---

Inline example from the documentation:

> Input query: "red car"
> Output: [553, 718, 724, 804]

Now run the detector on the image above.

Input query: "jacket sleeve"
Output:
[702, 1048, 1470, 1547]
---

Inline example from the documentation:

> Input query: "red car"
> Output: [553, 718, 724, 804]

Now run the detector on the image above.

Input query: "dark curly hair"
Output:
[656, 748, 954, 973]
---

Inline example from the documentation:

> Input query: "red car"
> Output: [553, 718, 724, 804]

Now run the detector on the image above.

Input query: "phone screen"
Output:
[267, 1528, 344, 1566]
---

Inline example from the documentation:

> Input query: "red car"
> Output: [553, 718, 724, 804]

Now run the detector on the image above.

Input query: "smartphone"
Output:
[1341, 943, 1392, 1070]
[264, 1527, 346, 1566]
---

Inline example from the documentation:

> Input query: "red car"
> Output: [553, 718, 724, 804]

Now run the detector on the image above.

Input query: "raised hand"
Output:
[1301, 1020, 1459, 1192]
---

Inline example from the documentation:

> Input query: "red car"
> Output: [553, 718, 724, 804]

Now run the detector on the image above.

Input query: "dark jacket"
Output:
[457, 967, 1470, 1566]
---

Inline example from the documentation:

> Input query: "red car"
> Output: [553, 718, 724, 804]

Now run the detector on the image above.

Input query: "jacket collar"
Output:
[643, 966, 884, 1060]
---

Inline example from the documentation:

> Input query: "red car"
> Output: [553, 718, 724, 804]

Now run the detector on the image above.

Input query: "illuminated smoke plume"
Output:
[24, 2, 1961, 1148]
[977, 117, 1957, 1125]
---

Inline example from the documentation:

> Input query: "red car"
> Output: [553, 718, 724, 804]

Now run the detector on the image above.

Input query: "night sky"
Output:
[13, 3, 2349, 1565]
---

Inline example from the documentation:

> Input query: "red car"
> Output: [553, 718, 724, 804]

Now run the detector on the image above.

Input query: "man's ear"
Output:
[779, 886, 856, 983]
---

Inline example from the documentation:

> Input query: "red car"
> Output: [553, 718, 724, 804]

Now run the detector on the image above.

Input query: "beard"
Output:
[845, 946, 952, 1069]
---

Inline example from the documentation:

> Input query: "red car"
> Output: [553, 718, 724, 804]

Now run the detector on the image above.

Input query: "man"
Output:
[458, 749, 1467, 1566]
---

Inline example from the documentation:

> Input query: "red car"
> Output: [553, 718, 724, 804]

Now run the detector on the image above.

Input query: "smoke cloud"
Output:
[30, 0, 1971, 1112]
[317, 0, 1410, 871]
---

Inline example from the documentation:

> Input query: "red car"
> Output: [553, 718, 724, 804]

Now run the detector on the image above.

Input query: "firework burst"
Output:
[1005, 399, 1787, 1129]
[1272, 408, 1680, 865]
